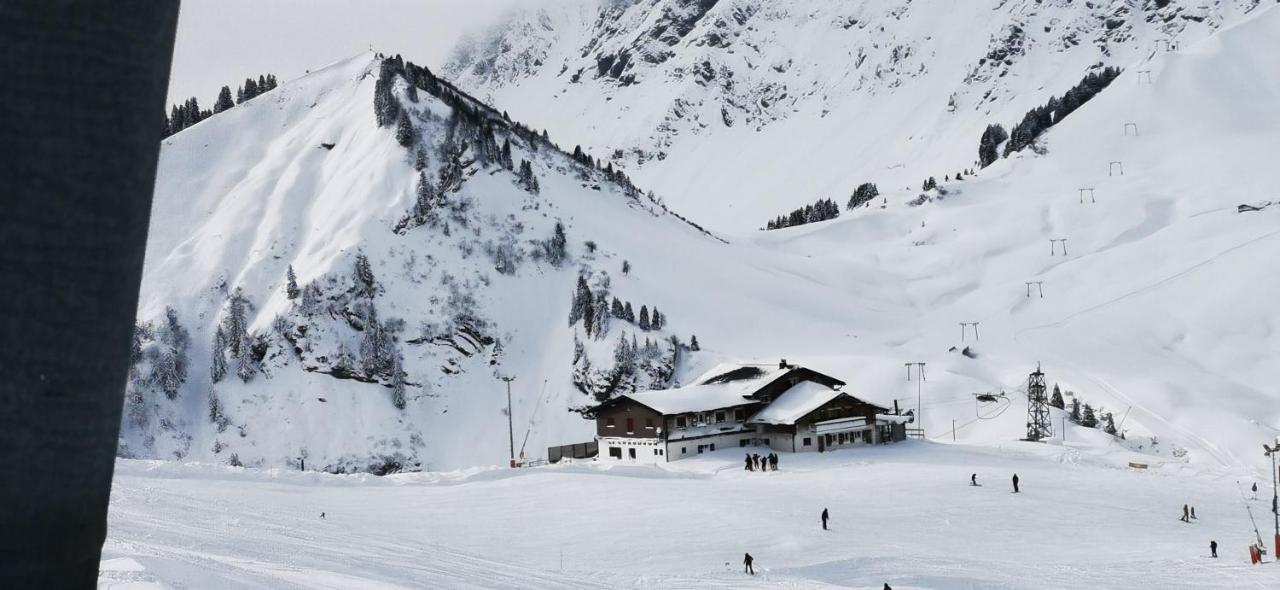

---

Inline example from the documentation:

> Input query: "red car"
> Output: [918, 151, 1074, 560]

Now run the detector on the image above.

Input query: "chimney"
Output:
[779, 358, 788, 369]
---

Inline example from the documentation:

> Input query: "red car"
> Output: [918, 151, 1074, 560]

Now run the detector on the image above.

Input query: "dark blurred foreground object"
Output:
[0, 2, 180, 587]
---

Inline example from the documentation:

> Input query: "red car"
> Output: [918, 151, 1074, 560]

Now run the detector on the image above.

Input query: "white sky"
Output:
[167, 0, 526, 106]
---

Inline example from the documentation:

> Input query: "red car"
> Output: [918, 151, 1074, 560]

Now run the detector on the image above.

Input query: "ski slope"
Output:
[100, 444, 1278, 589]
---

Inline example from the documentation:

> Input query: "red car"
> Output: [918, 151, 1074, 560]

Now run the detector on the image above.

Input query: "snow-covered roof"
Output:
[626, 383, 762, 415]
[747, 381, 845, 425]
[691, 362, 792, 387]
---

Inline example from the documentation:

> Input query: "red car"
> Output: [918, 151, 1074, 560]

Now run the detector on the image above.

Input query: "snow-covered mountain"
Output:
[445, 0, 1266, 230]
[125, 52, 900, 472]
[128, 2, 1280, 479]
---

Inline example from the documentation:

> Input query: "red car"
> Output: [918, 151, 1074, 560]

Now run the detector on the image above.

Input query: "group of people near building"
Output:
[744, 452, 778, 472]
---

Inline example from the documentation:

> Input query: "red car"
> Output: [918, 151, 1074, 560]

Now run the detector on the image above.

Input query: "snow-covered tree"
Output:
[1081, 403, 1098, 428]
[690, 334, 700, 351]
[354, 252, 377, 298]
[847, 182, 879, 209]
[213, 85, 235, 114]
[978, 123, 1008, 168]
[210, 326, 228, 383]
[395, 112, 416, 147]
[154, 307, 190, 400]
[543, 222, 568, 267]
[1050, 384, 1064, 409]
[638, 306, 651, 331]
[1069, 397, 1081, 423]
[1103, 412, 1118, 436]
[286, 265, 300, 300]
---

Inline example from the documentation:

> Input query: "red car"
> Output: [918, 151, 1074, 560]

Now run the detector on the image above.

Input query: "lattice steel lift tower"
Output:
[1025, 363, 1053, 441]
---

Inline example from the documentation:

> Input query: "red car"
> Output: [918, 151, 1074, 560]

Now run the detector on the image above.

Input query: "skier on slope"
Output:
[1190, 506, 1197, 520]
[745, 454, 753, 472]
[1181, 504, 1190, 523]
[743, 552, 755, 575]
[1210, 540, 1218, 558]
[1253, 482, 1258, 500]
[970, 473, 978, 486]
[1011, 473, 1020, 493]
[821, 508, 829, 530]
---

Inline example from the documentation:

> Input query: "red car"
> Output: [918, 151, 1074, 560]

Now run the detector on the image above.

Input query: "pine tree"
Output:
[638, 306, 650, 331]
[545, 222, 568, 267]
[592, 292, 610, 339]
[214, 85, 235, 114]
[224, 288, 249, 358]
[286, 265, 300, 300]
[690, 334, 700, 351]
[1050, 384, 1064, 409]
[413, 171, 438, 222]
[847, 182, 880, 209]
[651, 307, 662, 330]
[390, 355, 407, 410]
[1069, 397, 1081, 423]
[300, 283, 321, 316]
[354, 252, 376, 298]
[395, 112, 416, 147]
[1081, 403, 1098, 428]
[1103, 412, 1118, 435]
[155, 307, 190, 400]
[978, 123, 1008, 168]
[236, 333, 261, 383]
[611, 297, 625, 318]
[623, 302, 635, 322]
[210, 326, 228, 383]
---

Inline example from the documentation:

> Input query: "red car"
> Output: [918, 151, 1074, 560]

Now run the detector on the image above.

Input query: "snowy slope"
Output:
[130, 53, 911, 472]
[445, 0, 1265, 230]
[131, 3, 1280, 481]
[748, 5, 1280, 472]
[101, 445, 1279, 589]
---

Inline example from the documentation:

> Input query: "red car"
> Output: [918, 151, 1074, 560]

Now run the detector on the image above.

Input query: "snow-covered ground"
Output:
[106, 5, 1280, 585]
[100, 443, 1278, 589]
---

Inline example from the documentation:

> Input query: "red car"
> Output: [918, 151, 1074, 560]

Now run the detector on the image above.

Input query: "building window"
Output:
[626, 418, 634, 433]
[735, 408, 746, 422]
[609, 447, 622, 459]
[681, 447, 687, 455]
[740, 439, 749, 447]
[676, 416, 687, 428]
[628, 448, 636, 459]
[645, 418, 655, 429]
[606, 417, 615, 428]
[709, 443, 715, 451]
[715, 411, 726, 424]
[803, 437, 812, 447]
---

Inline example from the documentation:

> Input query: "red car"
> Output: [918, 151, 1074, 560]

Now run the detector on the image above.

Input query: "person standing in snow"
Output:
[821, 508, 829, 530]
[1011, 473, 1020, 493]
[769, 453, 777, 471]
[970, 474, 978, 486]
[743, 552, 754, 575]
[1190, 506, 1197, 520]
[1210, 540, 1218, 558]
[1181, 504, 1190, 523]
[1253, 482, 1259, 500]
[745, 454, 753, 472]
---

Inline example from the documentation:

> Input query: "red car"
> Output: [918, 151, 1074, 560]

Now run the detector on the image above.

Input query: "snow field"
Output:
[102, 442, 1280, 589]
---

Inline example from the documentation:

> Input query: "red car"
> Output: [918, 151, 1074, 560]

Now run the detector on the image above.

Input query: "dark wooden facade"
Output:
[594, 396, 665, 440]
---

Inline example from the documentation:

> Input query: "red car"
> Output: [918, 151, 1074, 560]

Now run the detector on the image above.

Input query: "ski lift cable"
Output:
[514, 378, 550, 458]
[1236, 480, 1268, 554]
